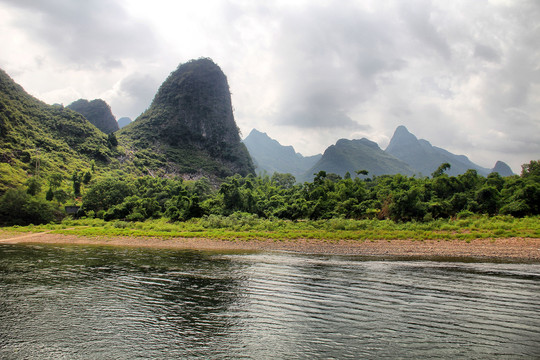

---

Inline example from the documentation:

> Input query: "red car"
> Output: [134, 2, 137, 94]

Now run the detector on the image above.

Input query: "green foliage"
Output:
[8, 214, 539, 243]
[25, 176, 42, 196]
[82, 177, 134, 212]
[0, 69, 115, 193]
[432, 162, 451, 178]
[0, 189, 63, 225]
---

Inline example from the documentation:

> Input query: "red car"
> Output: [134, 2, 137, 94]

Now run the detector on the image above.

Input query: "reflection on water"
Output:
[0, 244, 539, 359]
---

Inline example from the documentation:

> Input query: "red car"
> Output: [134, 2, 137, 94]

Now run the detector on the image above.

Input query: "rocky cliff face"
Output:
[67, 99, 119, 134]
[119, 58, 254, 178]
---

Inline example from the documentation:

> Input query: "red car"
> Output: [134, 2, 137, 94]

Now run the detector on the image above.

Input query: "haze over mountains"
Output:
[0, 57, 516, 194]
[243, 129, 321, 180]
[245, 126, 514, 182]
[117, 117, 132, 129]
[0, 59, 253, 191]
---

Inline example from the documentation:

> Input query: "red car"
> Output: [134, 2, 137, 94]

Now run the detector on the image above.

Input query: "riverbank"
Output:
[1, 231, 539, 261]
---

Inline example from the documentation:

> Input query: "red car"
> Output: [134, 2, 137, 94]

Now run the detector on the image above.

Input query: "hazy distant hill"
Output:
[301, 138, 415, 182]
[385, 125, 494, 176]
[243, 129, 321, 179]
[117, 117, 132, 129]
[67, 99, 119, 134]
[119, 58, 254, 178]
[492, 160, 514, 177]
[0, 68, 113, 191]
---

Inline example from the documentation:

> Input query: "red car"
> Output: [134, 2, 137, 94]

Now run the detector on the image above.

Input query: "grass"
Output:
[2, 214, 539, 242]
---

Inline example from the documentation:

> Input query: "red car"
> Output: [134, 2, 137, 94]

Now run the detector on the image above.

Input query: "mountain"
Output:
[118, 58, 254, 178]
[301, 138, 415, 182]
[386, 125, 491, 176]
[67, 99, 119, 134]
[243, 129, 321, 179]
[0, 68, 113, 192]
[492, 161, 514, 177]
[117, 117, 132, 129]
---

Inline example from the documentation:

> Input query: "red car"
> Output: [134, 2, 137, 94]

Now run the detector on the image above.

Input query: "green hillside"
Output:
[0, 68, 114, 192]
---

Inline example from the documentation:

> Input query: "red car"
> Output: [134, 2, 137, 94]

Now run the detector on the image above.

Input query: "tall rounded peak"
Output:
[386, 125, 419, 152]
[492, 161, 514, 176]
[119, 58, 254, 178]
[152, 58, 227, 106]
[393, 125, 415, 138]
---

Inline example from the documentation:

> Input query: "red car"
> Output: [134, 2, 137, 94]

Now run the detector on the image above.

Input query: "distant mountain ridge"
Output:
[117, 117, 132, 129]
[301, 138, 415, 182]
[243, 129, 321, 179]
[245, 126, 514, 182]
[386, 125, 513, 176]
[67, 99, 119, 134]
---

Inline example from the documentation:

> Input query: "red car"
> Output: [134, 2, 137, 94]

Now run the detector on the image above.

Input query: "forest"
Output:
[0, 160, 538, 227]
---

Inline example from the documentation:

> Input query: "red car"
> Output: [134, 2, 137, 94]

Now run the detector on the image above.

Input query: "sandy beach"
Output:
[1, 230, 539, 261]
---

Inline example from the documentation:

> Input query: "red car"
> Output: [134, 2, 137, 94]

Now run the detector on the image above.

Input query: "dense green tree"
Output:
[432, 163, 451, 178]
[0, 189, 62, 225]
[71, 159, 540, 223]
[82, 177, 133, 212]
[25, 176, 42, 196]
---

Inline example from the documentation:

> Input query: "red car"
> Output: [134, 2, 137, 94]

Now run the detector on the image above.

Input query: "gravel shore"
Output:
[1, 231, 539, 261]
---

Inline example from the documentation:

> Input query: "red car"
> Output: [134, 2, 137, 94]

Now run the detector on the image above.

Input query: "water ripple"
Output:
[0, 244, 539, 359]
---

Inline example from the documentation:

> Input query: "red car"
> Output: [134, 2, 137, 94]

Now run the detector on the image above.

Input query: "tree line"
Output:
[1, 161, 538, 226]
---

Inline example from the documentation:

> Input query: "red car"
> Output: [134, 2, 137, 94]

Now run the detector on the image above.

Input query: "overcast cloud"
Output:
[0, 0, 538, 172]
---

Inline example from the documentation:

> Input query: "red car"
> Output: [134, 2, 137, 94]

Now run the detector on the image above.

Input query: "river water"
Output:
[0, 244, 539, 359]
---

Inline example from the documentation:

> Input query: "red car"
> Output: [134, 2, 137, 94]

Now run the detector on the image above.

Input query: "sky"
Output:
[0, 0, 539, 173]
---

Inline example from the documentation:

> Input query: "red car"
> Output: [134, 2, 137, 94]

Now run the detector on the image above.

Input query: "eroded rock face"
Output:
[119, 58, 254, 178]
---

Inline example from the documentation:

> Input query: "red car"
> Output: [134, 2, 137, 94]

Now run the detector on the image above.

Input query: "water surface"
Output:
[1, 244, 539, 359]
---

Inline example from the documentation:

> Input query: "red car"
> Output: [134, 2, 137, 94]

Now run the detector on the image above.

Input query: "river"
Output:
[1, 244, 539, 359]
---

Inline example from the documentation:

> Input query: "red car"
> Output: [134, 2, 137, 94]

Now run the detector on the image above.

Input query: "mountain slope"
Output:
[67, 99, 119, 134]
[118, 58, 254, 178]
[386, 126, 491, 176]
[243, 129, 321, 179]
[301, 138, 414, 182]
[0, 68, 113, 192]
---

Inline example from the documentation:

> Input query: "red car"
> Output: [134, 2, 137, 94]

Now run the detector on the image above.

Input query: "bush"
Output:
[0, 188, 63, 225]
[456, 210, 475, 219]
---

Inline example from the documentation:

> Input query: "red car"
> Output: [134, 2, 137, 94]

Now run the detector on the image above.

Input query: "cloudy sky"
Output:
[0, 0, 539, 172]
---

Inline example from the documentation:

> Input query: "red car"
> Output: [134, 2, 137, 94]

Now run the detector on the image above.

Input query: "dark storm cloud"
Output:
[1, 0, 160, 68]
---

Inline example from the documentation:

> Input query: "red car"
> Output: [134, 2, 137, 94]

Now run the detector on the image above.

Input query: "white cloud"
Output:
[0, 0, 538, 171]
